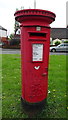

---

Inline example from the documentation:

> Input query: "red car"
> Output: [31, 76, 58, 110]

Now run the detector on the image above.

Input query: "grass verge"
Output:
[2, 54, 67, 119]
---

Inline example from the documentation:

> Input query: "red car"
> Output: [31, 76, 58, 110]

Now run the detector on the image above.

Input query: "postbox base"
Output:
[21, 97, 47, 106]
[21, 97, 47, 116]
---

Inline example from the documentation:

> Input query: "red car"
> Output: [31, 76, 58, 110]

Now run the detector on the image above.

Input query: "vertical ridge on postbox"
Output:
[14, 9, 56, 104]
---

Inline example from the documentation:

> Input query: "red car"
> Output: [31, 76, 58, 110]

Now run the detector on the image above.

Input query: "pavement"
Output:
[0, 48, 68, 55]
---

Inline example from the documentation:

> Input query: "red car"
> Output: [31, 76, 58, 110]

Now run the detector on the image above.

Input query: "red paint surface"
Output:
[14, 9, 56, 103]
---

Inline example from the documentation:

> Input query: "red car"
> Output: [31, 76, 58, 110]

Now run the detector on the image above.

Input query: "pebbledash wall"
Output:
[0, 26, 7, 43]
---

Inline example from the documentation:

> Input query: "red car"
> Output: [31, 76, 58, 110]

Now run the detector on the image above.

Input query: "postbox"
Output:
[14, 9, 56, 104]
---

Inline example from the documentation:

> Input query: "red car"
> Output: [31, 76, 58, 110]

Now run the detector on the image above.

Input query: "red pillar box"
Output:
[14, 9, 56, 104]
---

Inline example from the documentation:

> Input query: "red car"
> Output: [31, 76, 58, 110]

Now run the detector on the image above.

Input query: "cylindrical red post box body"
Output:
[14, 9, 56, 104]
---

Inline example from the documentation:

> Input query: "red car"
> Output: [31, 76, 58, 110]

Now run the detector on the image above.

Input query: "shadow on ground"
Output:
[21, 99, 47, 118]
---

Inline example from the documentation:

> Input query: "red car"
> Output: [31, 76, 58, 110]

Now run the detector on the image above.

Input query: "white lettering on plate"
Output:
[36, 26, 41, 31]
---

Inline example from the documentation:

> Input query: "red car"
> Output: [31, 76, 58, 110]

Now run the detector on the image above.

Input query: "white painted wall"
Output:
[62, 39, 68, 41]
[0, 29, 7, 37]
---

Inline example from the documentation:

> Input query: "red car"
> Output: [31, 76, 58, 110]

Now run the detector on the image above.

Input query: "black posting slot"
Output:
[29, 32, 46, 38]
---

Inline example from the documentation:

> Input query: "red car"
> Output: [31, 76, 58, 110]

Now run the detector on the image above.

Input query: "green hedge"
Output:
[64, 41, 68, 43]
[54, 41, 61, 46]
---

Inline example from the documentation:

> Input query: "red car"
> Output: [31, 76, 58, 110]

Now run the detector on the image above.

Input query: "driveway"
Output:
[0, 48, 68, 55]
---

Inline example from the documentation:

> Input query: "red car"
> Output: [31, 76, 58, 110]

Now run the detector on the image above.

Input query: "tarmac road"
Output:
[0, 48, 68, 55]
[0, 48, 21, 54]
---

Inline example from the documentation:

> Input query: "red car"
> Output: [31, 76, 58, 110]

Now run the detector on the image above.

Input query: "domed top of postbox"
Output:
[14, 9, 56, 27]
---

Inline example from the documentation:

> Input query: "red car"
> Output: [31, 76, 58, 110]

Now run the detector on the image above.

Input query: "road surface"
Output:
[0, 48, 68, 55]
